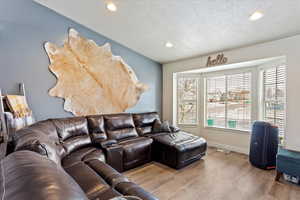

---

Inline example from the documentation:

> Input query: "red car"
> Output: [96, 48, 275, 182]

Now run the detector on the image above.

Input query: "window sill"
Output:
[204, 126, 250, 134]
[178, 124, 198, 128]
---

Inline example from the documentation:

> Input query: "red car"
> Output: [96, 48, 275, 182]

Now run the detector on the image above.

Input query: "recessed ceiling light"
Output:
[249, 11, 264, 21]
[106, 2, 117, 12]
[165, 42, 174, 48]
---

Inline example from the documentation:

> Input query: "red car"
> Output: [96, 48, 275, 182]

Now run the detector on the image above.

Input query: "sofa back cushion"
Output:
[87, 115, 107, 143]
[52, 117, 89, 140]
[13, 120, 63, 166]
[133, 112, 160, 136]
[52, 117, 91, 155]
[0, 151, 88, 200]
[104, 114, 138, 141]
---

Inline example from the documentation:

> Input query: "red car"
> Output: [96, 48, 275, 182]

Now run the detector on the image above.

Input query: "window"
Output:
[174, 58, 286, 134]
[262, 65, 286, 135]
[206, 72, 251, 130]
[177, 76, 198, 125]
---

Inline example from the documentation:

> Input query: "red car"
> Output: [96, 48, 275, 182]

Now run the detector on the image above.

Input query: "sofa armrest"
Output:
[100, 142, 124, 172]
[99, 139, 118, 148]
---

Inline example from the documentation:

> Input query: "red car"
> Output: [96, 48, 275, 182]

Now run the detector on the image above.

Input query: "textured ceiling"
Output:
[34, 0, 300, 63]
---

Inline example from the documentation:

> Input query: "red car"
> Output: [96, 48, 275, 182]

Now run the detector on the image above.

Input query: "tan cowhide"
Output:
[44, 29, 148, 116]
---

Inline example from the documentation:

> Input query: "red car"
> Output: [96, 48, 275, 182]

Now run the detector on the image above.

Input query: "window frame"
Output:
[203, 67, 255, 132]
[176, 73, 200, 126]
[259, 63, 287, 136]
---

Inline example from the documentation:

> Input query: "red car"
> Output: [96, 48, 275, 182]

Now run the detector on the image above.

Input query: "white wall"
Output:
[163, 34, 300, 154]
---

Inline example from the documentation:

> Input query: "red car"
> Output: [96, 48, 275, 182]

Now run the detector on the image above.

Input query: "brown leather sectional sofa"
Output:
[1, 112, 207, 200]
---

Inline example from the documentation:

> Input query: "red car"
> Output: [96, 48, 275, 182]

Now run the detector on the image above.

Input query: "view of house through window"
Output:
[177, 76, 198, 125]
[206, 76, 226, 127]
[262, 65, 286, 135]
[206, 72, 251, 130]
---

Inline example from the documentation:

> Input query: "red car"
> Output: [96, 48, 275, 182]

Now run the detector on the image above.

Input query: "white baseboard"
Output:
[208, 141, 249, 155]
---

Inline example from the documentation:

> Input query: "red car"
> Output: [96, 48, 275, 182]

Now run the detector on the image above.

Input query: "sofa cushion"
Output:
[106, 128, 139, 141]
[18, 139, 62, 166]
[136, 126, 152, 136]
[86, 159, 129, 187]
[93, 188, 122, 200]
[105, 114, 135, 131]
[52, 117, 91, 156]
[62, 135, 92, 155]
[14, 125, 63, 166]
[169, 125, 180, 133]
[119, 137, 153, 170]
[87, 115, 108, 143]
[152, 120, 171, 133]
[104, 114, 138, 141]
[15, 119, 60, 142]
[62, 147, 105, 168]
[0, 151, 88, 200]
[52, 117, 89, 141]
[152, 131, 207, 169]
[64, 162, 111, 199]
[133, 112, 159, 136]
[152, 131, 205, 151]
[15, 138, 47, 156]
[133, 112, 159, 127]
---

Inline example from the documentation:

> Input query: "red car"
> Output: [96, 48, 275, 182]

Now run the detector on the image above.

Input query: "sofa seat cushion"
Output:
[86, 159, 129, 187]
[119, 137, 153, 170]
[62, 147, 105, 168]
[64, 162, 111, 199]
[152, 131, 205, 151]
[115, 182, 159, 200]
[152, 131, 207, 169]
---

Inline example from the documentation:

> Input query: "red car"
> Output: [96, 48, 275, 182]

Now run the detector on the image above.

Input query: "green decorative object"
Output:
[228, 120, 237, 128]
[207, 119, 214, 126]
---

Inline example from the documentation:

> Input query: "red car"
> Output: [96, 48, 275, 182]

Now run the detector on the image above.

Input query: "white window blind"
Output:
[206, 76, 226, 127]
[206, 72, 251, 130]
[177, 76, 198, 125]
[263, 65, 286, 135]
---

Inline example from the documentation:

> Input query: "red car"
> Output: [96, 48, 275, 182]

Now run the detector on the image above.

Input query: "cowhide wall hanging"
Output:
[44, 29, 148, 116]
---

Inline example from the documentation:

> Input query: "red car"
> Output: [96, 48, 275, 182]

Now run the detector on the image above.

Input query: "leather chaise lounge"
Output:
[1, 112, 207, 200]
[133, 112, 207, 169]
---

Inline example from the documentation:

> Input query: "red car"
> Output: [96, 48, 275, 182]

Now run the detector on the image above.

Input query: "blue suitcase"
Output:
[249, 121, 279, 169]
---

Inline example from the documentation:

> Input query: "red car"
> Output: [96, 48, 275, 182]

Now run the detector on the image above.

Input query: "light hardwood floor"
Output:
[124, 147, 300, 200]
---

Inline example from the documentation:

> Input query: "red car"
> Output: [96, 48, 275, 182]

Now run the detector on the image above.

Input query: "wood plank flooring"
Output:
[124, 147, 300, 200]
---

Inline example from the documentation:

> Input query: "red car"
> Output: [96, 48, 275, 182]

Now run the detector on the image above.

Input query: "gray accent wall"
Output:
[0, 0, 162, 120]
